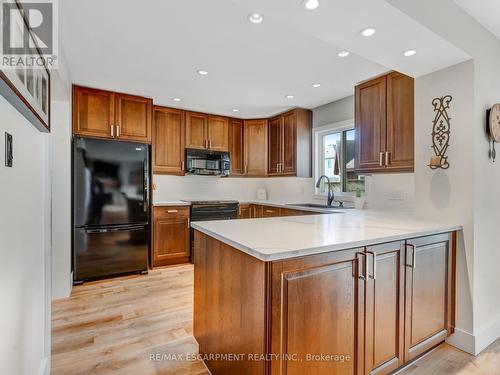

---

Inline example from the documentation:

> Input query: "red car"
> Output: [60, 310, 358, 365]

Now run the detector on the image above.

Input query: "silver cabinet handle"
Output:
[356, 252, 368, 280]
[116, 125, 120, 137]
[181, 161, 185, 171]
[265, 209, 274, 213]
[385, 151, 390, 166]
[406, 244, 416, 269]
[379, 152, 384, 166]
[366, 251, 376, 279]
[111, 125, 115, 137]
[209, 140, 212, 149]
[167, 209, 178, 213]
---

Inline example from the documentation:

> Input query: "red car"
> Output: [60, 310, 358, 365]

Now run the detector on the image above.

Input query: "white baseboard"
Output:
[446, 328, 476, 354]
[38, 356, 50, 375]
[474, 314, 500, 355]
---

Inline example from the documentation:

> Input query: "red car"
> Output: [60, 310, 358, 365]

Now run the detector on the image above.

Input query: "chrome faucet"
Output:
[316, 175, 334, 206]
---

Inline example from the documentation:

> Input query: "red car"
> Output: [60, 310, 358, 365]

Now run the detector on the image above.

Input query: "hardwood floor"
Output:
[51, 265, 208, 375]
[52, 264, 500, 375]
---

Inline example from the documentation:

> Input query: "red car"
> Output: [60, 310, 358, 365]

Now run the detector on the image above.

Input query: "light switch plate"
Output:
[5, 132, 13, 167]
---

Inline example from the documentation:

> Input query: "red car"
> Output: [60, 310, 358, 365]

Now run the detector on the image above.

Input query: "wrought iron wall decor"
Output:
[429, 95, 452, 169]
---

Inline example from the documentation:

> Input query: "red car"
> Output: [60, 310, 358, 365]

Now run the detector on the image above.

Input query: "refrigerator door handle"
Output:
[85, 228, 108, 234]
[143, 158, 149, 212]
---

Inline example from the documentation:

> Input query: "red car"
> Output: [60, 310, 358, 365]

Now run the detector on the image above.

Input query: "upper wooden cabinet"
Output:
[244, 119, 268, 176]
[185, 112, 229, 152]
[355, 72, 414, 173]
[153, 106, 185, 175]
[207, 115, 229, 151]
[267, 108, 312, 177]
[229, 118, 244, 175]
[72, 85, 152, 143]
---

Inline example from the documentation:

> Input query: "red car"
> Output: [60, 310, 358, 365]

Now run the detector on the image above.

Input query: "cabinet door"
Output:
[355, 76, 387, 172]
[229, 119, 244, 175]
[238, 204, 251, 219]
[386, 72, 414, 172]
[207, 115, 229, 151]
[72, 86, 115, 139]
[186, 112, 208, 149]
[364, 242, 405, 375]
[153, 107, 185, 175]
[282, 110, 297, 175]
[271, 249, 365, 375]
[268, 116, 282, 175]
[153, 207, 190, 266]
[244, 119, 268, 176]
[115, 93, 152, 142]
[251, 204, 263, 218]
[404, 233, 455, 362]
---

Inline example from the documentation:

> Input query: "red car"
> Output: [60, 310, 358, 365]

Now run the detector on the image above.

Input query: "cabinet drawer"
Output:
[262, 206, 281, 217]
[154, 206, 190, 219]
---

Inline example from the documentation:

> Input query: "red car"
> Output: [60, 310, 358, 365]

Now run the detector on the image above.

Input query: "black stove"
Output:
[183, 200, 239, 222]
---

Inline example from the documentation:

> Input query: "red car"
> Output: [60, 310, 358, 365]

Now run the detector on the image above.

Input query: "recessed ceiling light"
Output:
[361, 27, 376, 37]
[285, 95, 294, 99]
[312, 83, 321, 88]
[303, 0, 320, 10]
[172, 97, 181, 102]
[197, 69, 209, 76]
[248, 13, 264, 24]
[337, 50, 350, 58]
[403, 49, 416, 57]
[232, 109, 239, 112]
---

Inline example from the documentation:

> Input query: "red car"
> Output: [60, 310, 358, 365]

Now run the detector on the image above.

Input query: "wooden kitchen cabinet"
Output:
[73, 85, 152, 143]
[251, 204, 263, 218]
[152, 206, 190, 267]
[244, 119, 268, 176]
[229, 118, 244, 175]
[355, 72, 414, 173]
[153, 106, 185, 175]
[185, 112, 207, 150]
[386, 72, 414, 171]
[194, 231, 456, 375]
[270, 248, 365, 375]
[73, 86, 115, 139]
[115, 93, 152, 142]
[238, 204, 251, 219]
[267, 109, 312, 177]
[364, 241, 405, 374]
[404, 233, 455, 362]
[207, 115, 229, 151]
[185, 112, 229, 152]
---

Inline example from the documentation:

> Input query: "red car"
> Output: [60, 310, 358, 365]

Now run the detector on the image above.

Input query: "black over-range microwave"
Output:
[185, 149, 230, 176]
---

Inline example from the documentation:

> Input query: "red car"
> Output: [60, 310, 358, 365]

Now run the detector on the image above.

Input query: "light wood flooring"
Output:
[52, 264, 500, 375]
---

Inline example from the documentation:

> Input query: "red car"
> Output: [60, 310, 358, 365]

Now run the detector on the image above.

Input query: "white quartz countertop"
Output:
[153, 201, 191, 207]
[191, 210, 462, 261]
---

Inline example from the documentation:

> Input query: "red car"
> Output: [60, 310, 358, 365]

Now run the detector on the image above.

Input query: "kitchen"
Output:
[2, 1, 500, 375]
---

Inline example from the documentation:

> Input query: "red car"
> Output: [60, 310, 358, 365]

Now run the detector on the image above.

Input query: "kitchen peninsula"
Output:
[192, 211, 460, 375]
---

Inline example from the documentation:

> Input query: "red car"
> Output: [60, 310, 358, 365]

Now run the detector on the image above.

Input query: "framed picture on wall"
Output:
[0, 0, 51, 132]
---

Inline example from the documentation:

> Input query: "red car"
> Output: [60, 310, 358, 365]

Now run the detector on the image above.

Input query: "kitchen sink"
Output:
[287, 203, 352, 210]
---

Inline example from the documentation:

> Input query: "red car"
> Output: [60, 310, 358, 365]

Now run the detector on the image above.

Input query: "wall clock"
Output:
[487, 104, 500, 161]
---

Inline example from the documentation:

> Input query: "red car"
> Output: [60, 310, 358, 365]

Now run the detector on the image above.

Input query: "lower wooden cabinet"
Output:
[152, 206, 190, 267]
[194, 232, 456, 375]
[238, 204, 251, 219]
[404, 233, 455, 362]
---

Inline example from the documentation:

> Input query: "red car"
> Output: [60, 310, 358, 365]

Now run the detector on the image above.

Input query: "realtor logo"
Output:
[1, 0, 58, 69]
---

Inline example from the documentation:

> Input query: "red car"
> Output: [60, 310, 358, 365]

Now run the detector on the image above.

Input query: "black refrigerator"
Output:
[73, 137, 149, 284]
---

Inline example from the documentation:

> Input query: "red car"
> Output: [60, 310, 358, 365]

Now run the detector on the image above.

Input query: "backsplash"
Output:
[153, 173, 415, 212]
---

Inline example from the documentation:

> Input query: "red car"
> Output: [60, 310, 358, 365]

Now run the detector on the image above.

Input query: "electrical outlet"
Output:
[5, 132, 12, 167]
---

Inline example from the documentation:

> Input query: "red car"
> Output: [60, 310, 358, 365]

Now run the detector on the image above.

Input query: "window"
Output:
[314, 120, 365, 195]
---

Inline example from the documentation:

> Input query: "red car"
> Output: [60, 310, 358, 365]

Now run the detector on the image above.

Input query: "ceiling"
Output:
[454, 0, 500, 40]
[60, 0, 470, 118]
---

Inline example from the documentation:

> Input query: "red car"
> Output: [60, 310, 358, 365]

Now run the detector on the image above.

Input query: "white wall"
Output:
[390, 0, 500, 355]
[51, 100, 72, 300]
[313, 95, 355, 128]
[414, 60, 475, 351]
[0, 96, 51, 375]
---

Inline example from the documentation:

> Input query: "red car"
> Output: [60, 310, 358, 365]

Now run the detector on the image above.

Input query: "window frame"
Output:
[313, 119, 356, 199]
